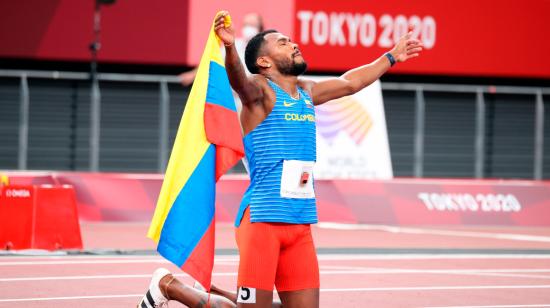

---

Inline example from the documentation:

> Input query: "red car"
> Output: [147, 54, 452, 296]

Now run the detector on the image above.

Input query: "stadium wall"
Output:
[1, 74, 549, 179]
[1, 0, 549, 78]
[3, 172, 550, 225]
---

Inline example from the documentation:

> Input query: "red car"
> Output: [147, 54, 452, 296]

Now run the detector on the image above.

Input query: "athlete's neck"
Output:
[265, 73, 300, 99]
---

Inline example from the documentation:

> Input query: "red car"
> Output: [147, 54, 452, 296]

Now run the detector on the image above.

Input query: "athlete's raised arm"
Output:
[214, 12, 264, 106]
[305, 30, 423, 105]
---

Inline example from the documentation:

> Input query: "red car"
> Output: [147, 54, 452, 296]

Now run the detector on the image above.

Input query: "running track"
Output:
[1, 223, 550, 307]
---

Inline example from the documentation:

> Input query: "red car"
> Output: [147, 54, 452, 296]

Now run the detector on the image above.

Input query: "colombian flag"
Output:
[147, 13, 243, 290]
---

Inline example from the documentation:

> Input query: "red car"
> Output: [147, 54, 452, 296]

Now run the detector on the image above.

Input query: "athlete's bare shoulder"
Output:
[248, 74, 269, 89]
[242, 74, 276, 108]
[240, 74, 277, 135]
[237, 74, 269, 107]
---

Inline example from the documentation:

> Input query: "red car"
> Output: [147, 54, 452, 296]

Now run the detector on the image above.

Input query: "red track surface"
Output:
[2, 223, 550, 307]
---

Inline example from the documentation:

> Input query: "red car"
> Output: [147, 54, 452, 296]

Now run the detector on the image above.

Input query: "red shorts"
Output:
[235, 207, 320, 292]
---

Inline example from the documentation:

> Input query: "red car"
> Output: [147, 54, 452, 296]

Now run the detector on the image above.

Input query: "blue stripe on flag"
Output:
[157, 144, 216, 266]
[206, 61, 236, 111]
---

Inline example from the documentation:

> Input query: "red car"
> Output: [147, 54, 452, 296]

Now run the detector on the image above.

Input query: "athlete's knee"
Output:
[278, 288, 319, 308]
[214, 301, 235, 308]
[209, 295, 236, 308]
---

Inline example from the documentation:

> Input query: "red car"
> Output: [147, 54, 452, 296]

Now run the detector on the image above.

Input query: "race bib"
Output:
[237, 287, 256, 303]
[280, 160, 315, 199]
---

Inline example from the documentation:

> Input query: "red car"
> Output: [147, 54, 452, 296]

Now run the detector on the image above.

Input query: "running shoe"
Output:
[137, 268, 171, 308]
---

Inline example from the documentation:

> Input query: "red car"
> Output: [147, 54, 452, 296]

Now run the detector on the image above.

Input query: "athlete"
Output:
[219, 10, 422, 307]
[139, 10, 422, 308]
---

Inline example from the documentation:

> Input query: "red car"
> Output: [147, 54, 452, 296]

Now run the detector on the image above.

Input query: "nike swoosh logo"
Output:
[283, 101, 297, 107]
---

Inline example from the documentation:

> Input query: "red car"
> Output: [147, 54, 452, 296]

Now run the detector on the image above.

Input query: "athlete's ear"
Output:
[257, 56, 271, 69]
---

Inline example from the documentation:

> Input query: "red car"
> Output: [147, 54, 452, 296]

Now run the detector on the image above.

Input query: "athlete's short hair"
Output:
[245, 29, 278, 74]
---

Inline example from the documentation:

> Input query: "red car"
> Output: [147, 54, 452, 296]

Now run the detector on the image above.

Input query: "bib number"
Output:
[280, 160, 315, 199]
[237, 287, 256, 303]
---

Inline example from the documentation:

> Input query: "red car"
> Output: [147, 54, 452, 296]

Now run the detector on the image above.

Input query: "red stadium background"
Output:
[1, 0, 549, 77]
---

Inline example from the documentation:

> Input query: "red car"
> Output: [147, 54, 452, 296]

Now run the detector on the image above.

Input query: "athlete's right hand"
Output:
[214, 11, 235, 47]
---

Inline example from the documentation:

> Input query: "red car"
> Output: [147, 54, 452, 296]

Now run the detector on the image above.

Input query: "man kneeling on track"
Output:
[139, 10, 423, 308]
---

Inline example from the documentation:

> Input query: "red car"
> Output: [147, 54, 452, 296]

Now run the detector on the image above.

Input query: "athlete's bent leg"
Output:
[278, 289, 319, 308]
[139, 268, 235, 308]
[209, 284, 237, 303]
[161, 275, 235, 308]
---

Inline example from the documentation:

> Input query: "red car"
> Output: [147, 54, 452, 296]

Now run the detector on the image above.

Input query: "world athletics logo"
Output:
[315, 96, 373, 145]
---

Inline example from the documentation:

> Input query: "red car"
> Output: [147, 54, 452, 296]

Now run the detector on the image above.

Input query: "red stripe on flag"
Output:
[181, 218, 215, 291]
[204, 103, 244, 181]
[215, 146, 243, 180]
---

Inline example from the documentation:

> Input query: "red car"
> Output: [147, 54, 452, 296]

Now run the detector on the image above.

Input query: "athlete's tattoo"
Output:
[196, 298, 223, 308]
[195, 298, 208, 308]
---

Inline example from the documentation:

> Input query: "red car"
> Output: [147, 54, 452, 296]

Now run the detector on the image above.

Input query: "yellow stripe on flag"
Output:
[147, 12, 230, 242]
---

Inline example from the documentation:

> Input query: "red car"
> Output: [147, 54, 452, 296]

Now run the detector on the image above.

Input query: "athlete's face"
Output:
[263, 32, 307, 76]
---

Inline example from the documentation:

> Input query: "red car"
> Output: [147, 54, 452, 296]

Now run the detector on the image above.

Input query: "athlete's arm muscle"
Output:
[307, 57, 392, 105]
[307, 30, 423, 106]
[214, 12, 264, 106]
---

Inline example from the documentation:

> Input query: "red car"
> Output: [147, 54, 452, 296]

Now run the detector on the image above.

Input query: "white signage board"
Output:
[308, 77, 393, 179]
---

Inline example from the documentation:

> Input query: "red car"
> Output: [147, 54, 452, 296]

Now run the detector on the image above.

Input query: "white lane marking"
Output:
[424, 305, 550, 308]
[0, 255, 161, 260]
[319, 266, 550, 274]
[0, 259, 171, 266]
[317, 222, 550, 243]
[2, 268, 550, 282]
[320, 285, 550, 292]
[3, 285, 550, 303]
[454, 272, 550, 280]
[0, 273, 233, 282]
[329, 268, 550, 280]
[0, 294, 143, 303]
[317, 254, 550, 260]
[0, 255, 240, 262]
[1, 254, 550, 266]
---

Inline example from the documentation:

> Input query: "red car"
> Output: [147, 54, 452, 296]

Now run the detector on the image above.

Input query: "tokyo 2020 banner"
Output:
[294, 0, 550, 78]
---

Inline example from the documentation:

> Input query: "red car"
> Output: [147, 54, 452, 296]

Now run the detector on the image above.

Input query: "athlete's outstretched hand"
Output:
[390, 26, 424, 63]
[214, 11, 235, 47]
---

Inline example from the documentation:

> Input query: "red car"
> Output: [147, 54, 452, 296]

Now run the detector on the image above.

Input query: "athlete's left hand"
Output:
[390, 26, 424, 63]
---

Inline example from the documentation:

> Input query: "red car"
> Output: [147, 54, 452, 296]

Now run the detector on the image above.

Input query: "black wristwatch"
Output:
[385, 52, 396, 67]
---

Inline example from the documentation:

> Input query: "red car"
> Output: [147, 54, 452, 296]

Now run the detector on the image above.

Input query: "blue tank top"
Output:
[235, 79, 318, 226]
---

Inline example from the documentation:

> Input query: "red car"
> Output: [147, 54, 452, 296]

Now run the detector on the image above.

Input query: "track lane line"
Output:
[2, 269, 550, 282]
[317, 223, 550, 243]
[2, 254, 550, 266]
